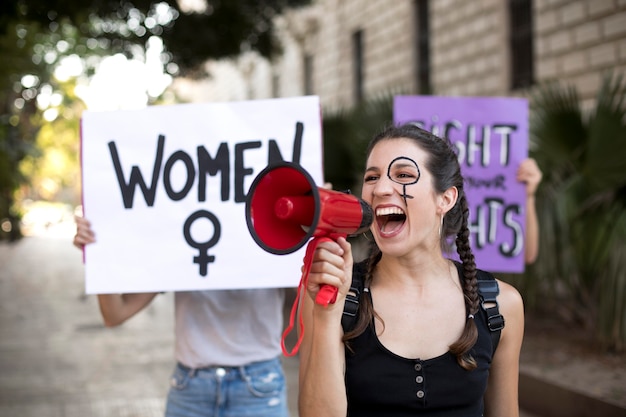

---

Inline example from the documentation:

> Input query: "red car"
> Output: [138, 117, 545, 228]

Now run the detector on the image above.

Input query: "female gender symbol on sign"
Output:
[183, 209, 221, 277]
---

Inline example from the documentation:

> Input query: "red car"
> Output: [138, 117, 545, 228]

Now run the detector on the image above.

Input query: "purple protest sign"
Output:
[394, 96, 529, 273]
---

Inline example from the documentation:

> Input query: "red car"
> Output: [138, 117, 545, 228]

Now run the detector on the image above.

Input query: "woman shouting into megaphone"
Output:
[298, 123, 525, 417]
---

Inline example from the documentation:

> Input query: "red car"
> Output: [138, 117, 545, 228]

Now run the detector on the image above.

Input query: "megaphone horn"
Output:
[245, 162, 373, 259]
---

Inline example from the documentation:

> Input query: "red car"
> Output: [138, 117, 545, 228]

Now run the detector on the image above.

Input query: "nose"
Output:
[372, 175, 395, 198]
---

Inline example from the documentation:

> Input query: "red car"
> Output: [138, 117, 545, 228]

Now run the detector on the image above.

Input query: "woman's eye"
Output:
[388, 157, 421, 185]
[364, 175, 379, 182]
[394, 172, 416, 182]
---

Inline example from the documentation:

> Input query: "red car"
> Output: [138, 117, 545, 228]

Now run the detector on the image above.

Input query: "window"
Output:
[352, 30, 364, 104]
[509, 0, 534, 89]
[415, 0, 431, 94]
[303, 54, 314, 95]
[272, 73, 280, 98]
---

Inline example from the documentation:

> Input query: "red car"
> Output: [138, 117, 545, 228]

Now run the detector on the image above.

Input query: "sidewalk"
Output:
[0, 227, 544, 417]
[0, 227, 300, 417]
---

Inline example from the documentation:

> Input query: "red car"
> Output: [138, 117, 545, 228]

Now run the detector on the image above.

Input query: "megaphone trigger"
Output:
[316, 284, 339, 306]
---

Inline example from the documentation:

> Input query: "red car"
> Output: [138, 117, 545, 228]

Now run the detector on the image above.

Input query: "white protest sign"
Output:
[81, 96, 323, 294]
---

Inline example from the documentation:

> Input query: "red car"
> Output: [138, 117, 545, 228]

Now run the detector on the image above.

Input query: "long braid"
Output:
[449, 193, 480, 370]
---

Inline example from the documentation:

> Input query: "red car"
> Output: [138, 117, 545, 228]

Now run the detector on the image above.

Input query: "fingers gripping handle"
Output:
[309, 237, 339, 307]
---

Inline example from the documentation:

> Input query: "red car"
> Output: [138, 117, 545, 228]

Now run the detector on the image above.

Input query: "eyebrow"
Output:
[391, 162, 419, 170]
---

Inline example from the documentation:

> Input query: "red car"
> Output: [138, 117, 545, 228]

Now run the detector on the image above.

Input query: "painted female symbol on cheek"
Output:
[183, 209, 221, 277]
[387, 156, 421, 204]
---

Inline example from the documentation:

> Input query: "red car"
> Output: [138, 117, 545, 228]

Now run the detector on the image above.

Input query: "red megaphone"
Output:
[245, 161, 373, 306]
[246, 162, 373, 356]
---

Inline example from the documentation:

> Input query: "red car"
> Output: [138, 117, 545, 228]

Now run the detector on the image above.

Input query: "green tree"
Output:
[2, 0, 312, 75]
[0, 18, 48, 240]
[323, 94, 395, 193]
[529, 72, 626, 351]
[0, 0, 311, 240]
[18, 78, 85, 206]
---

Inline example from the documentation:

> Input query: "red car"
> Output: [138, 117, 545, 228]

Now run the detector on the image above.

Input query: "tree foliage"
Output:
[0, 0, 311, 240]
[322, 94, 396, 193]
[2, 0, 311, 74]
[19, 78, 85, 206]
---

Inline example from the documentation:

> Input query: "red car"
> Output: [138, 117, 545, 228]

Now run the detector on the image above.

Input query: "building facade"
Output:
[172, 0, 626, 112]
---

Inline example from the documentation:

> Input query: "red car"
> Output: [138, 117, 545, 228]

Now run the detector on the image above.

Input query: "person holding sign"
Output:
[297, 124, 524, 416]
[73, 216, 290, 417]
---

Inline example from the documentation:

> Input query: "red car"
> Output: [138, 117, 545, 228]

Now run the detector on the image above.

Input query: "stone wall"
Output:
[533, 0, 626, 108]
[283, 0, 626, 110]
[172, 0, 626, 112]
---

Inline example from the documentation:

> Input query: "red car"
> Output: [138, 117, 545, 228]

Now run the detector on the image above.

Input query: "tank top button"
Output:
[416, 390, 425, 398]
[415, 375, 424, 383]
[414, 363, 422, 371]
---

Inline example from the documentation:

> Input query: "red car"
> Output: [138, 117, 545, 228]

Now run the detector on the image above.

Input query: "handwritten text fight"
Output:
[412, 118, 523, 258]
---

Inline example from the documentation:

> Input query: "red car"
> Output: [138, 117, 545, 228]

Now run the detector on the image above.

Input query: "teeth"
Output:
[376, 207, 405, 216]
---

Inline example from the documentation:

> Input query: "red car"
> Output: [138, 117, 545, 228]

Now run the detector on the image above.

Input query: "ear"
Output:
[438, 186, 458, 214]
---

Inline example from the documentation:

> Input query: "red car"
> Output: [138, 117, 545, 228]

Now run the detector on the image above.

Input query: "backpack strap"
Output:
[476, 269, 504, 353]
[341, 261, 367, 332]
[341, 261, 505, 355]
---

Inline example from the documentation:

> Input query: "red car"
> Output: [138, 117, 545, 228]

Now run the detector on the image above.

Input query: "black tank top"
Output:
[344, 265, 494, 417]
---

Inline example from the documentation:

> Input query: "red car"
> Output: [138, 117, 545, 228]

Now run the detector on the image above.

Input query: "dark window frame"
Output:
[303, 54, 314, 95]
[352, 30, 364, 104]
[415, 0, 431, 94]
[272, 73, 280, 98]
[509, 0, 534, 89]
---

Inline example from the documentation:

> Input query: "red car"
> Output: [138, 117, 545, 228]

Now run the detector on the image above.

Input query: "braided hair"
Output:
[343, 123, 480, 371]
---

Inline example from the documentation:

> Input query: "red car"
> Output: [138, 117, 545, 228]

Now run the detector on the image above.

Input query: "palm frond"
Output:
[585, 72, 626, 192]
[530, 81, 586, 179]
[528, 73, 626, 351]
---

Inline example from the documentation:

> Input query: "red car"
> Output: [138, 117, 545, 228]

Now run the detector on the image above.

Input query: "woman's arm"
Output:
[524, 193, 539, 264]
[97, 293, 158, 327]
[298, 237, 353, 417]
[516, 158, 542, 264]
[483, 280, 525, 417]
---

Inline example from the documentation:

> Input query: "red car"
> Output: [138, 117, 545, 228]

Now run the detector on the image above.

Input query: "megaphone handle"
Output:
[305, 237, 340, 306]
[316, 284, 338, 306]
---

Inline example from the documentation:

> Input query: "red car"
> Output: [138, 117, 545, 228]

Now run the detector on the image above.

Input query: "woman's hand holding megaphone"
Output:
[305, 236, 354, 309]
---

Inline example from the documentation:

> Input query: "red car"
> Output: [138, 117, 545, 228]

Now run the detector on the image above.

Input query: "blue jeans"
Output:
[165, 357, 289, 417]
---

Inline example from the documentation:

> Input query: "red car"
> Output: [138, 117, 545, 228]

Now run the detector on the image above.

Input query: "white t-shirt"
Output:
[174, 288, 285, 368]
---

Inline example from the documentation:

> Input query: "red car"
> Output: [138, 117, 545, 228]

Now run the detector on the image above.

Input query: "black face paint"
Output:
[387, 156, 420, 204]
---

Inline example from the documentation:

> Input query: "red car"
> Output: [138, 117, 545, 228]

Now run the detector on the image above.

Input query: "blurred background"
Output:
[1, 0, 625, 414]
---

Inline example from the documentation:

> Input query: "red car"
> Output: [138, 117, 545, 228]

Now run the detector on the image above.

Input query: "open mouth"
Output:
[375, 206, 406, 236]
